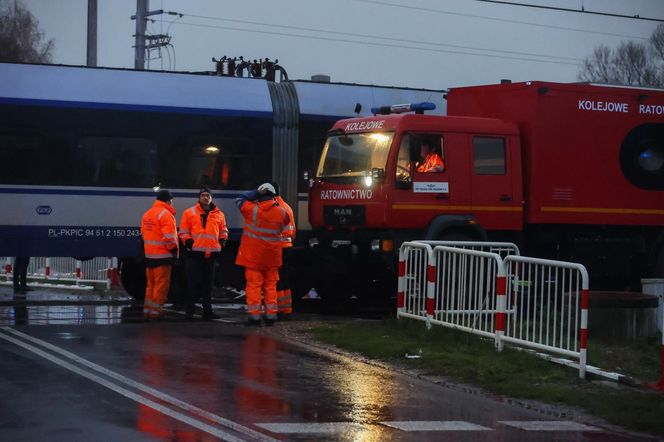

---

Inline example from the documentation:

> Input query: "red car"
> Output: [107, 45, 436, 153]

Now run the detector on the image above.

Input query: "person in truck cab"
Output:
[416, 140, 445, 173]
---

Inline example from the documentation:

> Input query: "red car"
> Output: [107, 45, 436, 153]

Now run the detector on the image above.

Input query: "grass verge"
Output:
[309, 318, 664, 436]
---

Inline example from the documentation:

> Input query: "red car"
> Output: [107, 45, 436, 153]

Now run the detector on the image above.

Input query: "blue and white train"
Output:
[0, 61, 445, 296]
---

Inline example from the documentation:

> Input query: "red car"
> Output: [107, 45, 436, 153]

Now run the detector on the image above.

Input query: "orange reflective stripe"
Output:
[180, 204, 228, 253]
[142, 200, 178, 259]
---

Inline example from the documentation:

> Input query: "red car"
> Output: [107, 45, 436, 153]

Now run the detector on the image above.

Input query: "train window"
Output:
[620, 124, 664, 190]
[160, 133, 271, 190]
[473, 137, 506, 175]
[0, 132, 50, 184]
[77, 137, 157, 187]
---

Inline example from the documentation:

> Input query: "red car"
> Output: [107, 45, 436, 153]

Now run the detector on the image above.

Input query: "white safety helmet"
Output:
[257, 182, 276, 195]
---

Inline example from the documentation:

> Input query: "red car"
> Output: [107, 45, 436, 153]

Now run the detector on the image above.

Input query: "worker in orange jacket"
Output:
[416, 140, 445, 173]
[235, 182, 291, 326]
[179, 187, 229, 320]
[140, 190, 178, 320]
[270, 182, 296, 319]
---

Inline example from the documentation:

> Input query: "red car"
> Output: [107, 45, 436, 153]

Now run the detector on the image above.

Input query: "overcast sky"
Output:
[20, 0, 664, 90]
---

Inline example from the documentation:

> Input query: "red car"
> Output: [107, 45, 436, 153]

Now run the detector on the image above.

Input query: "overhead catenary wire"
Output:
[161, 19, 581, 66]
[474, 0, 664, 23]
[351, 0, 652, 40]
[182, 13, 581, 62]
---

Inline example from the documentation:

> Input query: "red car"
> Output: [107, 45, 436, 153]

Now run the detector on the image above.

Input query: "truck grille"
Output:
[323, 205, 366, 226]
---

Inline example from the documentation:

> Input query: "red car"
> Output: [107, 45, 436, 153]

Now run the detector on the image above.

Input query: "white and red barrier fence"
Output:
[431, 246, 504, 339]
[2, 257, 120, 290]
[414, 240, 521, 259]
[502, 255, 589, 378]
[657, 326, 664, 391]
[655, 302, 664, 392]
[397, 241, 589, 379]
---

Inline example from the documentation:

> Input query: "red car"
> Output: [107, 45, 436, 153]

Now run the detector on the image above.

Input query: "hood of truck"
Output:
[309, 180, 390, 228]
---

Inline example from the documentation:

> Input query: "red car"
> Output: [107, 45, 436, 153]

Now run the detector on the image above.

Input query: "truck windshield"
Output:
[316, 132, 393, 179]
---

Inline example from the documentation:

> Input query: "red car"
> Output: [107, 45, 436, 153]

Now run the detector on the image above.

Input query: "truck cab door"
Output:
[469, 135, 522, 230]
[391, 132, 472, 230]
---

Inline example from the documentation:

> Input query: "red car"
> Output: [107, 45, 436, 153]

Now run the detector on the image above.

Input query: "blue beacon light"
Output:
[371, 102, 436, 115]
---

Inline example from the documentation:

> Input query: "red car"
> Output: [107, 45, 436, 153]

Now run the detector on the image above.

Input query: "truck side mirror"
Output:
[371, 168, 384, 179]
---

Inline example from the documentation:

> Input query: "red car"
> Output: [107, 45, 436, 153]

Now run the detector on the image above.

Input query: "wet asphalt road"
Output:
[0, 287, 650, 441]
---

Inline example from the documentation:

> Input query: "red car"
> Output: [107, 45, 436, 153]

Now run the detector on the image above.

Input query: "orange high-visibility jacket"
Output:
[274, 196, 295, 249]
[236, 197, 291, 269]
[179, 204, 229, 257]
[416, 152, 445, 173]
[141, 200, 178, 261]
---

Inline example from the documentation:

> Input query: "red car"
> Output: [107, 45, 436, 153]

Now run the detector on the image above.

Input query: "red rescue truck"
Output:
[307, 81, 664, 300]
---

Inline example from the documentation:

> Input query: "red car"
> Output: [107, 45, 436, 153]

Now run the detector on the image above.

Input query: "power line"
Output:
[184, 13, 581, 62]
[351, 0, 651, 40]
[164, 19, 581, 66]
[475, 0, 664, 23]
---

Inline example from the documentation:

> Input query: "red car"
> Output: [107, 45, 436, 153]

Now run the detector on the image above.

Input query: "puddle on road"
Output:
[0, 289, 249, 326]
[0, 304, 136, 326]
[0, 289, 136, 326]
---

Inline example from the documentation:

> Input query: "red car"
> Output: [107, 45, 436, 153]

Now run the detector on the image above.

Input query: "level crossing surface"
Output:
[0, 316, 644, 441]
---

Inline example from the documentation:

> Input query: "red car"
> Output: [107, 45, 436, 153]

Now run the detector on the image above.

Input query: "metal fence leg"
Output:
[397, 255, 405, 318]
[579, 288, 589, 379]
[495, 274, 506, 352]
[425, 261, 435, 330]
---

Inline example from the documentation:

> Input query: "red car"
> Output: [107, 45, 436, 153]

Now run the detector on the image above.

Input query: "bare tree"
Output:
[649, 23, 664, 86]
[579, 23, 664, 88]
[579, 46, 616, 83]
[651, 24, 664, 61]
[0, 0, 54, 63]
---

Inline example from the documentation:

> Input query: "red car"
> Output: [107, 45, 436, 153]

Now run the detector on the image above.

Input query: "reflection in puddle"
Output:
[0, 304, 133, 326]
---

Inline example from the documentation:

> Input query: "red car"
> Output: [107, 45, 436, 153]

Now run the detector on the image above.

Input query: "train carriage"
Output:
[0, 62, 445, 298]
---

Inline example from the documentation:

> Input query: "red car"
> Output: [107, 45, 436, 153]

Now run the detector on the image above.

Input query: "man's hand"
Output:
[185, 239, 194, 251]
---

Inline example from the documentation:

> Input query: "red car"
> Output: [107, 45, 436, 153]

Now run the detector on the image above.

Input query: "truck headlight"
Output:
[371, 239, 394, 252]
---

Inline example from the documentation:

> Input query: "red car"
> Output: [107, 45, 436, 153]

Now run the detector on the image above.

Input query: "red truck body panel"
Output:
[310, 114, 524, 231]
[446, 81, 664, 227]
[307, 81, 664, 293]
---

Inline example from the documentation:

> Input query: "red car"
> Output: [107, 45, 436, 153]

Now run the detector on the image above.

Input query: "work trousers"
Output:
[276, 264, 292, 315]
[186, 255, 215, 316]
[245, 267, 279, 322]
[144, 265, 171, 318]
[13, 256, 30, 291]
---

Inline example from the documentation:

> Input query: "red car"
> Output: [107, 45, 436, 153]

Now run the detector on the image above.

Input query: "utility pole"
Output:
[131, 1, 182, 70]
[133, 0, 148, 70]
[86, 0, 97, 67]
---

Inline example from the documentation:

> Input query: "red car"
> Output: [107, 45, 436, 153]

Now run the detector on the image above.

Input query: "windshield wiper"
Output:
[327, 128, 345, 137]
